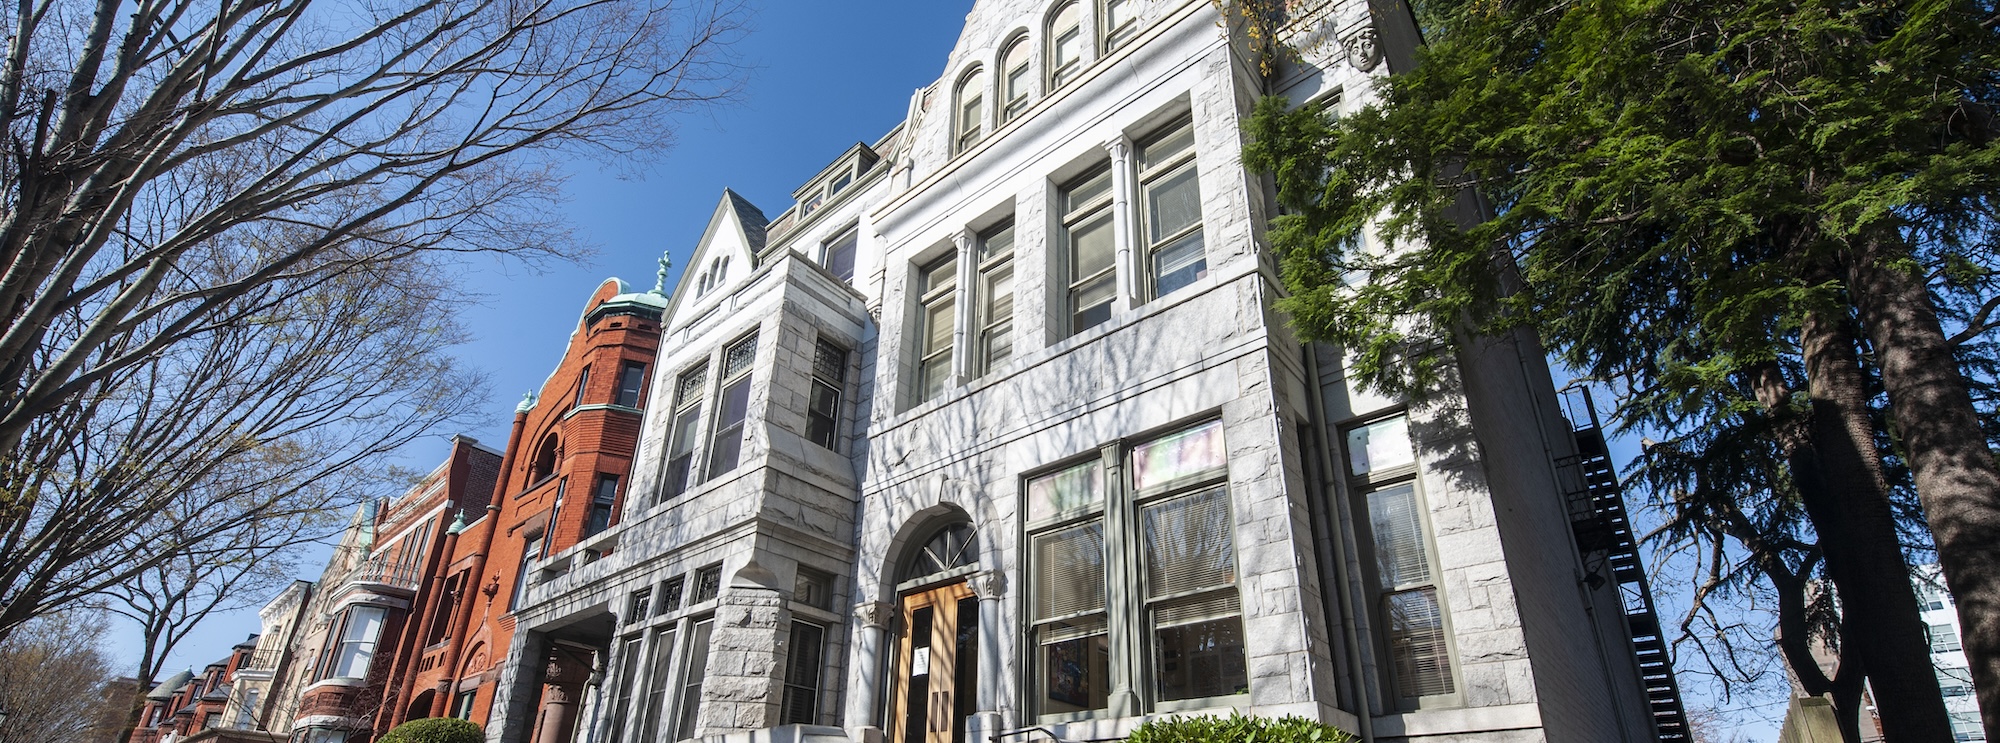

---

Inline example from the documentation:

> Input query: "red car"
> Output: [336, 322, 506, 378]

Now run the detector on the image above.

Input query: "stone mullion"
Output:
[1101, 443, 1143, 716]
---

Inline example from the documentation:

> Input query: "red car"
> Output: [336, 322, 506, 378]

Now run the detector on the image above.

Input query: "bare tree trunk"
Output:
[1847, 232, 2000, 738]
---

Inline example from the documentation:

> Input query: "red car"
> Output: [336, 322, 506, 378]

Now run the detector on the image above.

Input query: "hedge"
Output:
[379, 717, 483, 743]
[1124, 713, 1357, 743]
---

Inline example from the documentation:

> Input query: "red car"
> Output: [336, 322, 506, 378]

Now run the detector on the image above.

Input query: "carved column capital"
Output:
[968, 570, 1007, 600]
[856, 600, 897, 629]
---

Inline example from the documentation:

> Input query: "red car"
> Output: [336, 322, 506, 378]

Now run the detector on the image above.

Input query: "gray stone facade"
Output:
[499, 2, 1668, 743]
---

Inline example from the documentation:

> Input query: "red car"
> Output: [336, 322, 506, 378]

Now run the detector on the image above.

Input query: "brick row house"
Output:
[217, 2, 1694, 742]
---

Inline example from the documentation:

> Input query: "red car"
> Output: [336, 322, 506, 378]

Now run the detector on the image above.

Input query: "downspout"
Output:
[434, 406, 531, 716]
[1302, 344, 1376, 742]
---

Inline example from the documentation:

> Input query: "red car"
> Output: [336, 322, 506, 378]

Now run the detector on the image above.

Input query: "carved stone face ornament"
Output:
[1346, 26, 1382, 72]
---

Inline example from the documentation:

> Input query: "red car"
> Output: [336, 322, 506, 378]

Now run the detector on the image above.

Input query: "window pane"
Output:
[981, 224, 1015, 261]
[925, 300, 956, 354]
[807, 380, 840, 449]
[1347, 415, 1415, 476]
[616, 362, 647, 407]
[1140, 123, 1195, 170]
[705, 377, 751, 479]
[1036, 618, 1108, 714]
[1142, 488, 1236, 597]
[924, 257, 958, 293]
[1367, 482, 1432, 589]
[1033, 522, 1105, 619]
[723, 335, 758, 379]
[675, 367, 707, 404]
[637, 628, 676, 741]
[609, 635, 643, 742]
[675, 620, 713, 740]
[982, 322, 1013, 370]
[1069, 213, 1114, 279]
[1027, 460, 1103, 521]
[664, 406, 702, 500]
[813, 339, 848, 383]
[824, 231, 857, 282]
[1070, 273, 1115, 333]
[1152, 598, 1248, 701]
[921, 353, 953, 402]
[1145, 165, 1202, 242]
[781, 623, 825, 724]
[1051, 4, 1082, 75]
[1063, 170, 1112, 214]
[1385, 588, 1454, 697]
[1132, 420, 1225, 490]
[693, 565, 722, 603]
[1151, 229, 1206, 297]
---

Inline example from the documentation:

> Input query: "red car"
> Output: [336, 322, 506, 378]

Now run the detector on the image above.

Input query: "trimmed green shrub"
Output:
[1125, 713, 1356, 743]
[379, 717, 483, 743]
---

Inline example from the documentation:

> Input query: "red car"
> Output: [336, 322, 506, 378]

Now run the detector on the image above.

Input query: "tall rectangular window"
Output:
[976, 222, 1015, 374]
[608, 634, 643, 742]
[454, 691, 476, 720]
[807, 339, 847, 450]
[1061, 167, 1116, 335]
[1049, 2, 1083, 87]
[510, 533, 542, 611]
[675, 619, 715, 741]
[637, 626, 677, 741]
[585, 474, 619, 537]
[1001, 38, 1033, 122]
[328, 606, 386, 679]
[916, 255, 957, 401]
[1345, 414, 1455, 702]
[705, 333, 758, 481]
[823, 228, 858, 282]
[662, 366, 707, 502]
[573, 365, 592, 408]
[780, 622, 826, 724]
[615, 361, 647, 407]
[1138, 119, 1205, 299]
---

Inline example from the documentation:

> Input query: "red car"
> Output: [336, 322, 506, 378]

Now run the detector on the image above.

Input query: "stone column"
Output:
[531, 648, 591, 743]
[845, 601, 897, 743]
[949, 229, 975, 386]
[966, 570, 1008, 743]
[1103, 136, 1138, 312]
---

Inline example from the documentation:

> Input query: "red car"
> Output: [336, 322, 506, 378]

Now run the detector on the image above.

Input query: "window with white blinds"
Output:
[1343, 413, 1456, 704]
[1025, 418, 1244, 718]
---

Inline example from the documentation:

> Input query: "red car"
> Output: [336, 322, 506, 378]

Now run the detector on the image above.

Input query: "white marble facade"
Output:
[499, 2, 1665, 743]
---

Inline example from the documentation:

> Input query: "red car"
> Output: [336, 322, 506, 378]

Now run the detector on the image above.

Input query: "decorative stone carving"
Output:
[1345, 26, 1383, 72]
[968, 569, 1007, 599]
[856, 600, 896, 629]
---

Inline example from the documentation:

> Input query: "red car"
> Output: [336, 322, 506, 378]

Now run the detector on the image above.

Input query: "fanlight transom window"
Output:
[901, 522, 978, 583]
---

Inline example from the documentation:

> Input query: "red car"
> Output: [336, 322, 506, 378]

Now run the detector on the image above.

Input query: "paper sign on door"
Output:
[911, 647, 931, 676]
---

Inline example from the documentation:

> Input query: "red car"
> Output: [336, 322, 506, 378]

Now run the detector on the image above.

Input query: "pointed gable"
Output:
[660, 189, 772, 330]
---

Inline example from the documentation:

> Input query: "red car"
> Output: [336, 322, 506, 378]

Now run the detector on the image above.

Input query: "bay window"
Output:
[326, 606, 386, 680]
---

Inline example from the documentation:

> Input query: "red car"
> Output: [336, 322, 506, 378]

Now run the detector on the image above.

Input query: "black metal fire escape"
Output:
[1555, 389, 1692, 743]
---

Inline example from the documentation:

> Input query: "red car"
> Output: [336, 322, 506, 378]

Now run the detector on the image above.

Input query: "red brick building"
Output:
[373, 278, 664, 741]
[269, 436, 501, 743]
[128, 640, 260, 743]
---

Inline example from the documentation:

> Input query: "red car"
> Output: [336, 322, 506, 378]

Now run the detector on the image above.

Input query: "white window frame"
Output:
[974, 221, 1015, 376]
[1341, 412, 1461, 709]
[1136, 117, 1206, 301]
[915, 253, 958, 402]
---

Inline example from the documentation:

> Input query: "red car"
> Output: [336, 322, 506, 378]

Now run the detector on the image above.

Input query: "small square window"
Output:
[659, 575, 686, 614]
[794, 567, 835, 610]
[693, 564, 723, 604]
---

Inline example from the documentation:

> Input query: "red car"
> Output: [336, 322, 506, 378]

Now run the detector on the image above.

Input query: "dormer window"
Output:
[829, 171, 853, 197]
[1049, 2, 1084, 88]
[954, 67, 986, 154]
[1001, 35, 1033, 123]
[1102, 0, 1137, 52]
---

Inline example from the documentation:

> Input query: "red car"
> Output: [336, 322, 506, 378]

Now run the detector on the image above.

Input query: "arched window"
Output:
[900, 522, 978, 583]
[531, 433, 560, 482]
[1047, 2, 1084, 88]
[1101, 0, 1136, 52]
[953, 67, 986, 154]
[999, 35, 1033, 123]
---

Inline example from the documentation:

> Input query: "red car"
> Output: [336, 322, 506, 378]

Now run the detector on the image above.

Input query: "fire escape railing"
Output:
[1554, 389, 1692, 743]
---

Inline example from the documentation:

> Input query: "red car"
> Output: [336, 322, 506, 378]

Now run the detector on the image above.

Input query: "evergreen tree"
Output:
[1243, 0, 1998, 738]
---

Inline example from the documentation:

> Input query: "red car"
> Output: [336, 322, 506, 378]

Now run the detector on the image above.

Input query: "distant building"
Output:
[1917, 565, 1986, 743]
[127, 639, 265, 743]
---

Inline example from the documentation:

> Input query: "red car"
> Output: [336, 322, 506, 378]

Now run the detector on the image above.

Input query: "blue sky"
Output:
[121, 2, 1781, 739]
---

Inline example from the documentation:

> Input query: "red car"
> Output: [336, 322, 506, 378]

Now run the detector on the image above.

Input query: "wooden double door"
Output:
[889, 582, 979, 743]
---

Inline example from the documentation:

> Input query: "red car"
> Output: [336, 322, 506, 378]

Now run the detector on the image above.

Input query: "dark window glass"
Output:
[662, 366, 707, 502]
[807, 339, 847, 449]
[824, 230, 858, 282]
[675, 620, 714, 740]
[616, 361, 647, 407]
[692, 564, 723, 604]
[585, 475, 619, 537]
[780, 622, 826, 725]
[705, 334, 757, 480]
[660, 576, 686, 613]
[573, 365, 591, 407]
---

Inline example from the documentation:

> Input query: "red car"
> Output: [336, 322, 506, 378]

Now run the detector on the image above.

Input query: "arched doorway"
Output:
[888, 522, 980, 743]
